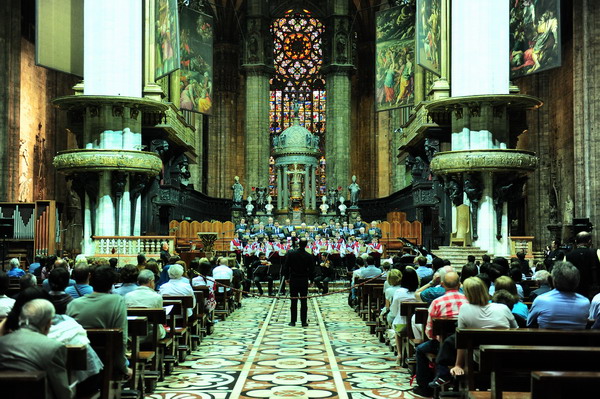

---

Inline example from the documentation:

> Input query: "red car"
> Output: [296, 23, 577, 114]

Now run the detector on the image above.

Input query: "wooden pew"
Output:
[399, 301, 427, 362]
[193, 288, 210, 338]
[163, 295, 196, 356]
[127, 308, 166, 383]
[162, 299, 188, 364]
[456, 328, 600, 392]
[213, 279, 232, 320]
[127, 316, 149, 396]
[86, 328, 124, 399]
[0, 370, 47, 399]
[530, 371, 600, 399]
[477, 345, 600, 399]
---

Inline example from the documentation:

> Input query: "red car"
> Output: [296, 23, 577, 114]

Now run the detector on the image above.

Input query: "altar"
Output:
[271, 114, 321, 225]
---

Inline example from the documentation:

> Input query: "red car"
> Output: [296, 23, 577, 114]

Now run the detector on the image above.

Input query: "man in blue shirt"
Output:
[7, 258, 26, 278]
[527, 261, 590, 329]
[28, 256, 42, 275]
[415, 256, 433, 280]
[65, 262, 94, 299]
[360, 256, 383, 279]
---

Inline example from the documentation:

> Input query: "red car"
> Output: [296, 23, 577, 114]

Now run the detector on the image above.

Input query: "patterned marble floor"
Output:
[147, 293, 421, 399]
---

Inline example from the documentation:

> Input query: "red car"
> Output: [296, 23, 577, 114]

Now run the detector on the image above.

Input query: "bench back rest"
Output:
[86, 328, 123, 399]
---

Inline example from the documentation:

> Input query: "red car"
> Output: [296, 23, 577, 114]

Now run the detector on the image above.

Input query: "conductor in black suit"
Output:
[283, 238, 314, 327]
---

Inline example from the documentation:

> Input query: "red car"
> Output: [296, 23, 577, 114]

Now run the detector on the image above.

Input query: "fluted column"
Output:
[277, 166, 283, 209]
[311, 166, 317, 209]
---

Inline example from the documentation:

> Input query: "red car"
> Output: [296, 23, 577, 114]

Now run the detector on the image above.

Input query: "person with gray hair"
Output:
[529, 270, 552, 301]
[527, 261, 590, 329]
[7, 258, 25, 278]
[158, 264, 195, 317]
[125, 269, 166, 339]
[0, 298, 73, 398]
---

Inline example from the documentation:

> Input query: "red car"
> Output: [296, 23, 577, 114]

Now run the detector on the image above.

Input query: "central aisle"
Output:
[148, 294, 418, 398]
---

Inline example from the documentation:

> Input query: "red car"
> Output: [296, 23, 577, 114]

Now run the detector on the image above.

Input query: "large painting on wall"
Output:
[375, 3, 416, 112]
[179, 7, 213, 115]
[155, 0, 181, 79]
[510, 0, 561, 79]
[415, 0, 441, 75]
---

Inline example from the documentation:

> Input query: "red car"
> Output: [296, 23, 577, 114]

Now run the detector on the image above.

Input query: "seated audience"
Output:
[42, 259, 75, 292]
[65, 262, 93, 299]
[191, 260, 217, 312]
[0, 271, 16, 317]
[0, 298, 73, 399]
[493, 276, 528, 319]
[125, 269, 166, 340]
[360, 256, 382, 279]
[413, 271, 467, 397]
[47, 268, 73, 315]
[529, 270, 552, 301]
[212, 257, 234, 293]
[7, 258, 25, 278]
[159, 264, 196, 317]
[28, 256, 43, 275]
[67, 265, 132, 380]
[527, 261, 590, 329]
[415, 265, 454, 304]
[415, 256, 433, 280]
[444, 278, 518, 382]
[18, 273, 38, 294]
[113, 264, 139, 296]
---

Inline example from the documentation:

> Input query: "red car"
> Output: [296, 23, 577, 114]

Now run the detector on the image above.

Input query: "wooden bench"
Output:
[399, 301, 427, 362]
[213, 279, 233, 320]
[126, 316, 149, 396]
[162, 299, 188, 365]
[163, 295, 195, 361]
[86, 328, 124, 399]
[478, 345, 600, 399]
[127, 308, 166, 383]
[456, 328, 600, 393]
[0, 370, 47, 399]
[531, 371, 600, 399]
[193, 288, 210, 338]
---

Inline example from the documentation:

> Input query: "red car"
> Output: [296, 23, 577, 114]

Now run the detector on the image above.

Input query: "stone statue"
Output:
[406, 154, 427, 182]
[265, 195, 274, 215]
[464, 174, 483, 240]
[338, 196, 347, 216]
[348, 175, 361, 208]
[232, 176, 244, 206]
[246, 195, 254, 216]
[327, 188, 339, 208]
[255, 187, 267, 212]
[320, 196, 330, 215]
[445, 178, 463, 206]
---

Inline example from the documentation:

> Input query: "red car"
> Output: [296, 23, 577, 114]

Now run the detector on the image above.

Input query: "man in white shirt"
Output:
[212, 258, 234, 293]
[158, 264, 195, 317]
[125, 269, 166, 339]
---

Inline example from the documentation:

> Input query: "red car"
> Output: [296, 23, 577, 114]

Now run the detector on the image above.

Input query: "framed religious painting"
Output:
[375, 2, 416, 112]
[415, 0, 441, 76]
[510, 0, 561, 79]
[155, 0, 181, 79]
[179, 7, 214, 115]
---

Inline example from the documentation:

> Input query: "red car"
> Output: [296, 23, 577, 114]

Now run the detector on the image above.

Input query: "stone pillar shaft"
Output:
[84, 0, 142, 97]
[277, 166, 283, 209]
[451, 0, 508, 96]
[325, 69, 352, 191]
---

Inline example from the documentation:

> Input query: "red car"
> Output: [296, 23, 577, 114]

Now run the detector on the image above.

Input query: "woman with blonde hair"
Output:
[445, 277, 517, 381]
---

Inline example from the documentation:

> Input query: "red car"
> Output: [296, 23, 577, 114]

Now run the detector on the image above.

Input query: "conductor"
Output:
[282, 238, 314, 327]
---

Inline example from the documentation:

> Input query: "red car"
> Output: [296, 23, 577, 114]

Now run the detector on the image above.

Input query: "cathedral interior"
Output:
[0, 0, 597, 261]
[3, 1, 600, 399]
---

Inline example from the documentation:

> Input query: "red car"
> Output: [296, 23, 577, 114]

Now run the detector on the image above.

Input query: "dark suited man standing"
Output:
[283, 238, 314, 326]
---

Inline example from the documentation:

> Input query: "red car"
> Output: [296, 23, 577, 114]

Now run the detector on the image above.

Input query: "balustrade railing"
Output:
[92, 236, 175, 257]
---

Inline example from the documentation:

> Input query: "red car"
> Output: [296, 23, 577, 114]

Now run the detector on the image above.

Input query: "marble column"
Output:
[277, 166, 283, 209]
[450, 0, 510, 254]
[311, 166, 317, 209]
[323, 1, 353, 194]
[142, 0, 164, 100]
[304, 167, 310, 210]
[97, 172, 115, 236]
[282, 167, 288, 210]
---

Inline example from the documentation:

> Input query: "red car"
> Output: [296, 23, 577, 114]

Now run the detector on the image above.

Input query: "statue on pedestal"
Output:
[255, 187, 267, 212]
[246, 195, 254, 216]
[232, 176, 244, 207]
[348, 175, 361, 208]
[265, 195, 274, 215]
[320, 196, 330, 215]
[338, 196, 347, 216]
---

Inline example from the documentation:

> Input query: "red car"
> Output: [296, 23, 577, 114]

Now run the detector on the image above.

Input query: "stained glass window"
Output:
[270, 10, 326, 198]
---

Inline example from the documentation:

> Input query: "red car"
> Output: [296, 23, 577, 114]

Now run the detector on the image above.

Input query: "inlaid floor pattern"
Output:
[147, 293, 421, 398]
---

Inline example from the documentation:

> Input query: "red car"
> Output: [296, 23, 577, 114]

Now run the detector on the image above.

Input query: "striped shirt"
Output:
[425, 289, 468, 339]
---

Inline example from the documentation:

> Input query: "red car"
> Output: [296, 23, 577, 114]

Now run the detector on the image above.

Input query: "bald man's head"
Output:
[442, 271, 460, 290]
